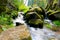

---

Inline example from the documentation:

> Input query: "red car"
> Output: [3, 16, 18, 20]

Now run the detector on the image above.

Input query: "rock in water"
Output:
[0, 25, 32, 40]
[24, 7, 45, 29]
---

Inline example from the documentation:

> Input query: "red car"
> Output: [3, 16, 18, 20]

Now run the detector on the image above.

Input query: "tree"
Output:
[0, 0, 7, 13]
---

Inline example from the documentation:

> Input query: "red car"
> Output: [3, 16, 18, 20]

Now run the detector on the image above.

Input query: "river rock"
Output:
[24, 7, 45, 28]
[0, 25, 32, 40]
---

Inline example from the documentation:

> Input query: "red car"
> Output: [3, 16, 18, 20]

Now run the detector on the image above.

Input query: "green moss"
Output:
[22, 36, 32, 40]
[44, 23, 52, 29]
[47, 10, 60, 16]
[29, 19, 43, 25]
[53, 20, 60, 27]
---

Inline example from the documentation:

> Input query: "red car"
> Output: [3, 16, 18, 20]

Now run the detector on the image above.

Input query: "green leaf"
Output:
[53, 20, 60, 26]
[19, 4, 29, 13]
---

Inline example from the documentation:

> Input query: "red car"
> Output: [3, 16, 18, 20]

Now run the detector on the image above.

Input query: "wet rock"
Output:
[47, 10, 60, 20]
[24, 7, 45, 29]
[0, 25, 32, 40]
[28, 19, 43, 28]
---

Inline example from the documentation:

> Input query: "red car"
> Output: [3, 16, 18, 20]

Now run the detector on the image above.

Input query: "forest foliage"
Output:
[0, 0, 60, 31]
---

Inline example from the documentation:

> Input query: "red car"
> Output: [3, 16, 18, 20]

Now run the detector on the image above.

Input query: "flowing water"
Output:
[13, 12, 60, 40]
[12, 0, 60, 39]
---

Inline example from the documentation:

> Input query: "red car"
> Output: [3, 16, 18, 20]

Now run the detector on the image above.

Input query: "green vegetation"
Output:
[0, 13, 14, 31]
[45, 0, 60, 30]
[0, 0, 60, 32]
[0, 0, 29, 32]
[53, 20, 60, 27]
[44, 23, 52, 29]
[8, 0, 29, 13]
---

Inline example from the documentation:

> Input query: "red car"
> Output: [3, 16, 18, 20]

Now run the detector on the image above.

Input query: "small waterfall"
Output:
[13, 12, 25, 26]
[44, 11, 54, 26]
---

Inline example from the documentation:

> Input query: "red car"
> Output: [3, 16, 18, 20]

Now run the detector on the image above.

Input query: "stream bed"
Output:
[29, 27, 60, 40]
[13, 12, 60, 40]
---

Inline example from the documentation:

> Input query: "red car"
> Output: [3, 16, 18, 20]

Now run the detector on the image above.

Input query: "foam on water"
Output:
[29, 27, 56, 40]
[13, 12, 25, 26]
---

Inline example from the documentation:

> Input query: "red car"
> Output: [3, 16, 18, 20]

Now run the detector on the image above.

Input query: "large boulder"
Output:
[47, 10, 60, 20]
[0, 25, 32, 40]
[24, 7, 45, 28]
[46, 0, 60, 20]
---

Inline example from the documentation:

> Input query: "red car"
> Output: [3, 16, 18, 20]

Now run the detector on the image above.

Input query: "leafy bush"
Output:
[0, 0, 30, 32]
[53, 20, 60, 27]
[8, 0, 29, 13]
[0, 12, 14, 31]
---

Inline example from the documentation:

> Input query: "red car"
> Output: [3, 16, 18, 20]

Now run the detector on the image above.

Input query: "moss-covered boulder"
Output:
[24, 7, 45, 28]
[47, 10, 60, 20]
[27, 7, 45, 18]
[46, 0, 60, 20]
[0, 25, 32, 40]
